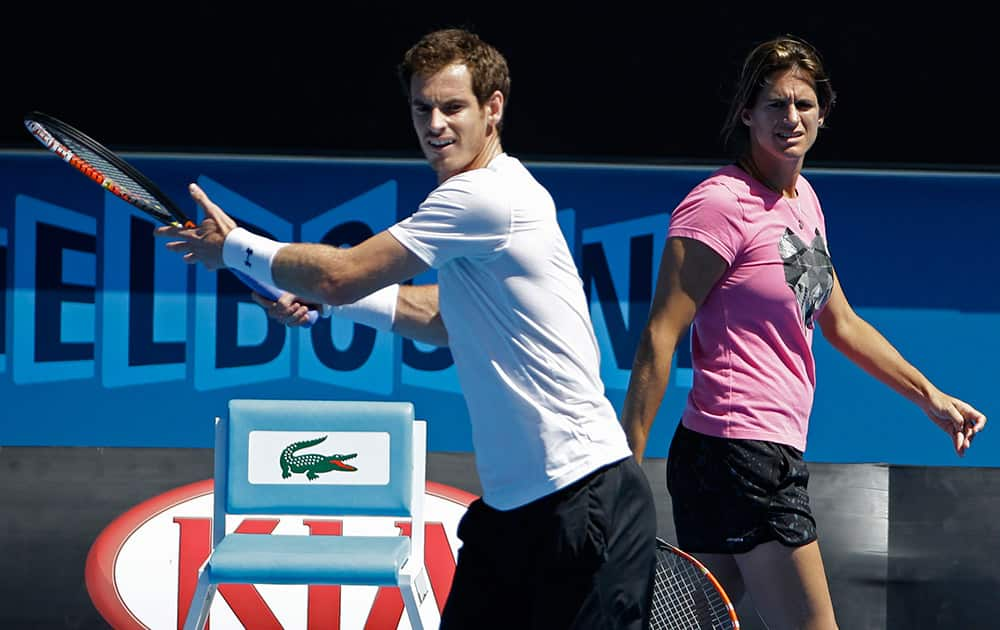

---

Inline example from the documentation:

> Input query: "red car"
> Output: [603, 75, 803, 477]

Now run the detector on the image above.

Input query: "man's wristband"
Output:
[324, 284, 400, 332]
[222, 227, 287, 288]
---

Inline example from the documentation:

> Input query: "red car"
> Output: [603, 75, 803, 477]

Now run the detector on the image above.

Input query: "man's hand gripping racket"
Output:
[163, 183, 319, 328]
[23, 111, 318, 327]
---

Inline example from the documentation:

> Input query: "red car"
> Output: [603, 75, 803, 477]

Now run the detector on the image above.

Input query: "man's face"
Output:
[410, 63, 502, 182]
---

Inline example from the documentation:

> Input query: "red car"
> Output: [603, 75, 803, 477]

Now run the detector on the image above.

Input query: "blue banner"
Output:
[1, 151, 996, 466]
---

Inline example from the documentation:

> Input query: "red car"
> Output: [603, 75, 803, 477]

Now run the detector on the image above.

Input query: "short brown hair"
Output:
[398, 28, 511, 107]
[721, 35, 836, 158]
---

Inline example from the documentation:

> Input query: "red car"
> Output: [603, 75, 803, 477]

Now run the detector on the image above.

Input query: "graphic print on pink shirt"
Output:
[777, 227, 833, 329]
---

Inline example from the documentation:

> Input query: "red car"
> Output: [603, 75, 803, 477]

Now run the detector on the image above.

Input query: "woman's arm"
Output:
[817, 271, 986, 455]
[621, 237, 728, 462]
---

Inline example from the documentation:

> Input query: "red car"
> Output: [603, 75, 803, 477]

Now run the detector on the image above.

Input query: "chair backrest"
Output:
[218, 399, 416, 524]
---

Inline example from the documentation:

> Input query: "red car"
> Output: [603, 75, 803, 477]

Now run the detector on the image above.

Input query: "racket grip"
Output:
[230, 269, 319, 328]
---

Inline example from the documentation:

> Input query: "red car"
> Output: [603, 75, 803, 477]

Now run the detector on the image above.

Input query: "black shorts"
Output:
[667, 422, 817, 554]
[440, 456, 657, 630]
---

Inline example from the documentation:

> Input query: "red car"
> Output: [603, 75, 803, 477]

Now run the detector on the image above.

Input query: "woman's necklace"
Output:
[786, 194, 804, 230]
[739, 157, 805, 230]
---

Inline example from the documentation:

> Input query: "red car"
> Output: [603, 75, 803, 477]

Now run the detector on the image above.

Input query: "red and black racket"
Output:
[23, 110, 318, 327]
[650, 538, 740, 629]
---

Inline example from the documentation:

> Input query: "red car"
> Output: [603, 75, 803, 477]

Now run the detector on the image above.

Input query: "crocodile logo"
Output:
[280, 435, 358, 480]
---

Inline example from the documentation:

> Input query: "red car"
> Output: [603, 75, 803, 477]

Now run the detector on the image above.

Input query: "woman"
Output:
[621, 35, 986, 629]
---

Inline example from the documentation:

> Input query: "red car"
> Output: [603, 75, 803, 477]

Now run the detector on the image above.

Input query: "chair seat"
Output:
[205, 533, 412, 585]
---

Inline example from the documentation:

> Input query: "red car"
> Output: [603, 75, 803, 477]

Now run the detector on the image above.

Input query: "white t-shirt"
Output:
[388, 154, 630, 509]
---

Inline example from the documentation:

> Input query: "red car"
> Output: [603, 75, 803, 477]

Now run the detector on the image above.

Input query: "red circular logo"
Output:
[86, 479, 475, 629]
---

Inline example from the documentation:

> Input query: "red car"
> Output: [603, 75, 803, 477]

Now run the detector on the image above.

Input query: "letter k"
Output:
[244, 247, 253, 268]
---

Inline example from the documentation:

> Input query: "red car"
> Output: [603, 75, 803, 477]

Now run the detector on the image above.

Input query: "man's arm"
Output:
[258, 237, 449, 345]
[270, 231, 427, 306]
[393, 284, 447, 346]
[817, 271, 986, 455]
[258, 278, 449, 347]
[159, 183, 449, 345]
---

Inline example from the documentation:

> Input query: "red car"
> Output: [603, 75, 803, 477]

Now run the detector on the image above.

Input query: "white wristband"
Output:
[324, 284, 400, 332]
[222, 227, 288, 288]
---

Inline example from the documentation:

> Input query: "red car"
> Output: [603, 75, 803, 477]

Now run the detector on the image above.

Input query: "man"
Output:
[159, 28, 656, 628]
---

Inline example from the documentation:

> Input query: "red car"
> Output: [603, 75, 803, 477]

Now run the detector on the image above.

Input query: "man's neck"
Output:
[437, 136, 504, 184]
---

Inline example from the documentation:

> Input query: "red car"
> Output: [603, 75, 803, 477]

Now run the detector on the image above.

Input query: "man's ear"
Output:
[487, 90, 504, 128]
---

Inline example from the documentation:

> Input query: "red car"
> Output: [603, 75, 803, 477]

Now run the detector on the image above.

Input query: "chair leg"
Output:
[182, 573, 217, 630]
[401, 567, 440, 630]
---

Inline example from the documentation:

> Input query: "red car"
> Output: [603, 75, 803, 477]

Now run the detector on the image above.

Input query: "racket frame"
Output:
[22, 111, 320, 327]
[652, 537, 741, 629]
[24, 111, 193, 228]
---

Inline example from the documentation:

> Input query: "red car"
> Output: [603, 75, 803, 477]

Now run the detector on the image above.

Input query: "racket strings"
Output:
[650, 548, 735, 630]
[28, 122, 177, 228]
[55, 133, 164, 209]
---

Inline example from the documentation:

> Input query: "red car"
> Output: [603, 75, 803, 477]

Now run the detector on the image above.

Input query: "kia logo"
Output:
[86, 479, 474, 629]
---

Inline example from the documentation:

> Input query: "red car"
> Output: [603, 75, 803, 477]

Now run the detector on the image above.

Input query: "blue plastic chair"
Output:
[182, 399, 437, 629]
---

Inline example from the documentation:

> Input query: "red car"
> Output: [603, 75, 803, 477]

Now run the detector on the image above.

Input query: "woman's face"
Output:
[741, 67, 825, 165]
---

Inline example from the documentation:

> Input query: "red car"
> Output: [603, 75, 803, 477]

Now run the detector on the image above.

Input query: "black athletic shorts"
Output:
[667, 422, 817, 554]
[439, 456, 657, 630]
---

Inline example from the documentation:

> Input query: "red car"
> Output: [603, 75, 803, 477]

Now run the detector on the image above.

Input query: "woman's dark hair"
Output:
[721, 35, 836, 157]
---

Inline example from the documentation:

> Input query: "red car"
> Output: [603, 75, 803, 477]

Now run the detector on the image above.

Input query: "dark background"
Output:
[2, 7, 995, 169]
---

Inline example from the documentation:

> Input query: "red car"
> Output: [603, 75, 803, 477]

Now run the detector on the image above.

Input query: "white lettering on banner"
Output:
[300, 182, 399, 396]
[12, 196, 97, 384]
[582, 214, 669, 390]
[4, 181, 679, 399]
[86, 479, 474, 630]
[0, 226, 6, 374]
[101, 197, 188, 388]
[192, 176, 296, 392]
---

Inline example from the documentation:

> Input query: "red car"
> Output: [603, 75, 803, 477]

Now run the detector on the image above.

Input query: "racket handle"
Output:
[230, 269, 319, 328]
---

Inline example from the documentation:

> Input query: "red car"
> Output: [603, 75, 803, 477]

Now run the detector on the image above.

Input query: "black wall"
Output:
[3, 7, 996, 169]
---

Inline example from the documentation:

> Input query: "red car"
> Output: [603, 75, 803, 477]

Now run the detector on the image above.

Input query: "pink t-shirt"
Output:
[668, 165, 834, 452]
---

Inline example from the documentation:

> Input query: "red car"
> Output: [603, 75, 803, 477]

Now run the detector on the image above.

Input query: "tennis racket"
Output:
[22, 110, 318, 327]
[650, 538, 740, 630]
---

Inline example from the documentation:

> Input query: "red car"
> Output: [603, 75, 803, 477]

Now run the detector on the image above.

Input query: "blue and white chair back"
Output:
[182, 399, 436, 630]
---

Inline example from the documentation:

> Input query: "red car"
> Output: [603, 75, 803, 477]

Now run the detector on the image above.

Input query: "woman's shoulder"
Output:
[680, 164, 751, 208]
[708, 164, 756, 193]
